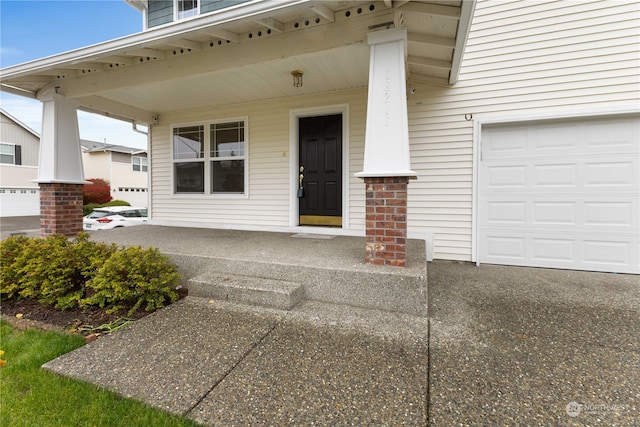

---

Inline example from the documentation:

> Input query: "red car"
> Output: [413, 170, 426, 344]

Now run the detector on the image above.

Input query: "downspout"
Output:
[131, 121, 151, 215]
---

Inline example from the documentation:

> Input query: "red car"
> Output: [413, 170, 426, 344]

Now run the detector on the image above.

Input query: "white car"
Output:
[83, 206, 148, 231]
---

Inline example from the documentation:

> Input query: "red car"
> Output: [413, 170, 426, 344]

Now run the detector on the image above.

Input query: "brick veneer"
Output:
[364, 176, 409, 267]
[39, 183, 84, 237]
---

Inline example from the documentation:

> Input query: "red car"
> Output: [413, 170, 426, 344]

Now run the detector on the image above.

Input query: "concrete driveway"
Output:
[0, 215, 40, 239]
[428, 261, 639, 425]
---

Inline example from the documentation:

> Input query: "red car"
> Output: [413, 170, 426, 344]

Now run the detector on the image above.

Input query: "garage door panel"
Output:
[483, 128, 528, 154]
[583, 239, 633, 266]
[585, 118, 639, 150]
[486, 165, 527, 188]
[584, 201, 634, 226]
[480, 114, 640, 274]
[585, 161, 635, 186]
[532, 238, 576, 262]
[486, 201, 526, 224]
[483, 234, 526, 260]
[534, 163, 578, 186]
[535, 124, 580, 151]
[533, 202, 577, 225]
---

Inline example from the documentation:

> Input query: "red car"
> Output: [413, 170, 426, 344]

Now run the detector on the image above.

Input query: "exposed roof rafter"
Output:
[408, 55, 451, 70]
[399, 2, 460, 19]
[165, 38, 202, 51]
[310, 4, 334, 23]
[123, 48, 166, 59]
[407, 32, 456, 48]
[256, 17, 284, 33]
[207, 29, 240, 43]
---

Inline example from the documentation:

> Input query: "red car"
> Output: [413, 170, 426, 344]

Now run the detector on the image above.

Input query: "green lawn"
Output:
[0, 320, 200, 427]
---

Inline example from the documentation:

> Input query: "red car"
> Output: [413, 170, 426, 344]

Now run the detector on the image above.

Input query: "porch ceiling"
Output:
[0, 0, 474, 124]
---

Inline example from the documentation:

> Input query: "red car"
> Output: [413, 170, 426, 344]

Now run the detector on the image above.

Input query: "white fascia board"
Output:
[125, 0, 147, 12]
[0, 0, 309, 84]
[449, 0, 476, 85]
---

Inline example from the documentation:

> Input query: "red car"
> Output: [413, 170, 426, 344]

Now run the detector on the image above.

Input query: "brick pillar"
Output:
[40, 183, 84, 237]
[364, 177, 409, 267]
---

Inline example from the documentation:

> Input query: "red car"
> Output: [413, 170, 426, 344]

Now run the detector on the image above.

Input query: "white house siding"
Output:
[0, 113, 39, 166]
[82, 152, 111, 182]
[111, 159, 148, 207]
[406, 0, 640, 261]
[151, 89, 367, 229]
[1, 113, 40, 216]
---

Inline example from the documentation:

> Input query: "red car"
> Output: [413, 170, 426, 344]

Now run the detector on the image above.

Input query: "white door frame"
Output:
[289, 103, 350, 228]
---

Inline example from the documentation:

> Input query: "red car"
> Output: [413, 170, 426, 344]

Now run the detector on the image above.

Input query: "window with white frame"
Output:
[172, 119, 247, 195]
[177, 0, 199, 19]
[0, 143, 20, 165]
[132, 156, 148, 172]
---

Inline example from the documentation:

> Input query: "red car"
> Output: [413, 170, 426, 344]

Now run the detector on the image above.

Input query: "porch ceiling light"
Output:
[291, 70, 303, 87]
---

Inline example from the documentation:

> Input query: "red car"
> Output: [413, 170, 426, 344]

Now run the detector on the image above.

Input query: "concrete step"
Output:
[187, 273, 304, 311]
[174, 253, 427, 317]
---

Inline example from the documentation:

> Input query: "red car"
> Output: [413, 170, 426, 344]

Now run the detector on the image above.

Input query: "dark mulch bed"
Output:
[1, 288, 188, 336]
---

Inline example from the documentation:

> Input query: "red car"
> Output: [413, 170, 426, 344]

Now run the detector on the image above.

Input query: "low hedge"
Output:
[0, 233, 181, 315]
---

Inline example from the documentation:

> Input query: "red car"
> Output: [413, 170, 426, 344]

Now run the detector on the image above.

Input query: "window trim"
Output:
[171, 117, 249, 198]
[132, 155, 148, 172]
[0, 142, 20, 165]
[175, 0, 199, 20]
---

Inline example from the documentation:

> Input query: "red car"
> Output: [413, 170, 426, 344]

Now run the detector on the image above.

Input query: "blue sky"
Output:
[0, 0, 147, 148]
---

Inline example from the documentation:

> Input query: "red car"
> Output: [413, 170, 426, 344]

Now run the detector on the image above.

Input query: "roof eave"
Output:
[125, 0, 147, 13]
[0, 0, 310, 89]
[449, 0, 476, 85]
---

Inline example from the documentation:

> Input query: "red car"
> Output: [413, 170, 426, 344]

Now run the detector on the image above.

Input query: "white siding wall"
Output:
[82, 152, 111, 181]
[111, 161, 148, 207]
[151, 89, 367, 229]
[0, 113, 39, 166]
[407, 0, 640, 261]
[148, 0, 639, 261]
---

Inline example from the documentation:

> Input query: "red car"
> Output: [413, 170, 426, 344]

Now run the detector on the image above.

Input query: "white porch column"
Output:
[356, 27, 416, 267]
[36, 93, 85, 184]
[356, 27, 416, 179]
[35, 93, 87, 237]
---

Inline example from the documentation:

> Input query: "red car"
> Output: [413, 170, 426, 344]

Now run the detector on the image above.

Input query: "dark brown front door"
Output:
[298, 114, 342, 226]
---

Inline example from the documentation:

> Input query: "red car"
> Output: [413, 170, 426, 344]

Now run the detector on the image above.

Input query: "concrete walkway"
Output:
[43, 260, 639, 426]
[2, 219, 638, 424]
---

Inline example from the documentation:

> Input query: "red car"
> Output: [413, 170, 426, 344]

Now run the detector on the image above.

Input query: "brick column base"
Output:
[364, 177, 409, 267]
[39, 183, 84, 237]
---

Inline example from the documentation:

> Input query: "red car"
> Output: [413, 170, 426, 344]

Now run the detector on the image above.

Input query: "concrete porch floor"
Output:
[86, 224, 429, 316]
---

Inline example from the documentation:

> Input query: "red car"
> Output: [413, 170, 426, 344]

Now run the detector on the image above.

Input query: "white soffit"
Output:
[0, 0, 473, 122]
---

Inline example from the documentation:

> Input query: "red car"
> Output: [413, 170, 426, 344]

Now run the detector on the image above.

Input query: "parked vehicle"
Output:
[83, 206, 148, 231]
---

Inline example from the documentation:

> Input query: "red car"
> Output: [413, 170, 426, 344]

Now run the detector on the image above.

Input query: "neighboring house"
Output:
[0, 109, 40, 217]
[81, 140, 149, 207]
[0, 0, 638, 273]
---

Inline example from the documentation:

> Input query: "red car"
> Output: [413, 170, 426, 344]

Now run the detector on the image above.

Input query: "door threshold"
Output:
[299, 215, 342, 227]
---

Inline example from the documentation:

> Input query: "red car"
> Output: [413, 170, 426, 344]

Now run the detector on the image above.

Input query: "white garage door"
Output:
[0, 188, 40, 217]
[479, 114, 640, 274]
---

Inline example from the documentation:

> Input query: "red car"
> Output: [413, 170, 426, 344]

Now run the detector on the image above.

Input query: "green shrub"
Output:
[83, 200, 131, 216]
[84, 247, 180, 315]
[15, 234, 116, 309]
[1, 234, 178, 316]
[0, 235, 32, 299]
